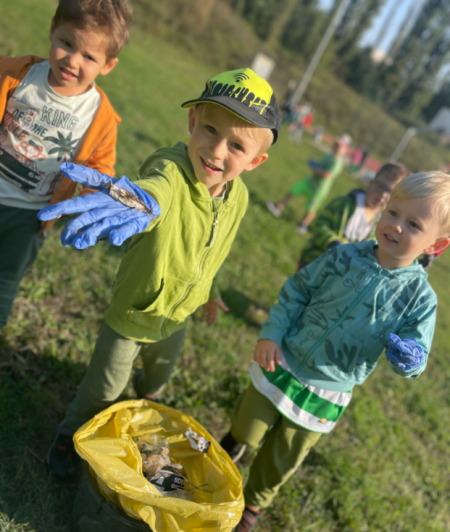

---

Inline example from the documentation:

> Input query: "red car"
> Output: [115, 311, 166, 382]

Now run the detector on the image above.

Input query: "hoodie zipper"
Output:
[161, 207, 222, 337]
[209, 212, 220, 248]
[295, 269, 382, 372]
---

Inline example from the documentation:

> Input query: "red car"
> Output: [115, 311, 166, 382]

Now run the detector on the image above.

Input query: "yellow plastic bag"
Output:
[74, 399, 244, 532]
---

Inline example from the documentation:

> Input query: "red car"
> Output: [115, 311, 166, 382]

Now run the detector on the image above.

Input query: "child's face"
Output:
[48, 21, 118, 97]
[366, 175, 397, 210]
[188, 105, 269, 196]
[376, 196, 445, 268]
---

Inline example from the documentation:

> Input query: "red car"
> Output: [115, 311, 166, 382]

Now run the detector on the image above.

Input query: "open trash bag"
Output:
[74, 399, 244, 532]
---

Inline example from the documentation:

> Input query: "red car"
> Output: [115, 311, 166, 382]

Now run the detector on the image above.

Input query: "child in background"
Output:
[299, 162, 409, 268]
[222, 171, 450, 531]
[39, 68, 281, 479]
[266, 139, 346, 233]
[0, 0, 132, 330]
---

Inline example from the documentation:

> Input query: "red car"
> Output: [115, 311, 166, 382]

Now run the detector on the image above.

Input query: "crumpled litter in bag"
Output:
[74, 399, 244, 532]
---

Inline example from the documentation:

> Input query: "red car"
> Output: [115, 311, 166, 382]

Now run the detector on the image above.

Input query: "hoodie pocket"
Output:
[126, 277, 213, 332]
[127, 278, 166, 331]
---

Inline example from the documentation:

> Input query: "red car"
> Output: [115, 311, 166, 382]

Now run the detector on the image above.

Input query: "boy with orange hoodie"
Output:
[0, 0, 132, 329]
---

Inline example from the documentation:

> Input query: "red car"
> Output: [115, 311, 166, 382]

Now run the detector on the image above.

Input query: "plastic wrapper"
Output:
[74, 399, 244, 532]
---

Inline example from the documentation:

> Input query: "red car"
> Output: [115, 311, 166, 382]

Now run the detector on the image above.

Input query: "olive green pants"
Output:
[66, 321, 185, 431]
[231, 383, 323, 510]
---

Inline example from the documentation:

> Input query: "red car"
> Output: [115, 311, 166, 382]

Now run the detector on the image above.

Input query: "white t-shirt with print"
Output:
[0, 60, 101, 210]
[343, 191, 375, 242]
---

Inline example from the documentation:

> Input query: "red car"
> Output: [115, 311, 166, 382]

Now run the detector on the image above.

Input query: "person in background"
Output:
[298, 162, 409, 268]
[266, 139, 346, 233]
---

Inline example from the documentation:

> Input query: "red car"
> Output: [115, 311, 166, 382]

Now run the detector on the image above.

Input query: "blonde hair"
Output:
[195, 103, 273, 153]
[390, 171, 450, 234]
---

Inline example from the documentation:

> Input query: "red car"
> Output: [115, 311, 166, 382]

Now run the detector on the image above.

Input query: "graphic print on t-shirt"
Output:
[0, 108, 81, 193]
[0, 60, 100, 208]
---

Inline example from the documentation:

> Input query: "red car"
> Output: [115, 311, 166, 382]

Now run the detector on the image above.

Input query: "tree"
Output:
[334, 0, 386, 60]
[379, 0, 450, 114]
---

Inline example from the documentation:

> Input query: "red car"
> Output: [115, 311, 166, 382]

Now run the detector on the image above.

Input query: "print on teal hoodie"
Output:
[259, 241, 436, 392]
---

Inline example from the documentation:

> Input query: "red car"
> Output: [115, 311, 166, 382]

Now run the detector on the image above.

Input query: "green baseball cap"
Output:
[182, 68, 281, 144]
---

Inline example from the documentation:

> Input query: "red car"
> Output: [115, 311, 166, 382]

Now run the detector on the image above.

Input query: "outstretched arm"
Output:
[38, 163, 160, 249]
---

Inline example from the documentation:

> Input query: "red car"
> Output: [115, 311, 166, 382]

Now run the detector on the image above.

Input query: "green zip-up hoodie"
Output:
[260, 241, 436, 392]
[104, 142, 248, 342]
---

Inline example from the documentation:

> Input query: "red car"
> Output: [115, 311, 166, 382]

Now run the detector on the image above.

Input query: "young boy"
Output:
[0, 0, 132, 330]
[266, 139, 346, 233]
[221, 171, 450, 531]
[299, 162, 409, 267]
[39, 68, 281, 478]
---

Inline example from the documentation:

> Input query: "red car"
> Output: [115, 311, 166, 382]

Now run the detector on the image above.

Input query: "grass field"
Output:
[1, 1, 450, 531]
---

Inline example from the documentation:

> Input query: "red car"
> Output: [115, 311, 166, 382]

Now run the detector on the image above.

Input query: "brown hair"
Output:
[53, 0, 133, 60]
[375, 162, 409, 183]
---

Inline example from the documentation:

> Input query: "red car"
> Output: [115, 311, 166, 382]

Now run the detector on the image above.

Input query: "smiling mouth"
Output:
[384, 233, 398, 243]
[200, 156, 222, 172]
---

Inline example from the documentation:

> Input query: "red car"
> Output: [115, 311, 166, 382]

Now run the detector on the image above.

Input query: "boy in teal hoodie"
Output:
[38, 68, 281, 478]
[222, 171, 450, 531]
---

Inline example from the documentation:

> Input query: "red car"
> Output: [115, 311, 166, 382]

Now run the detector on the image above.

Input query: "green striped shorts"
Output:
[249, 358, 352, 433]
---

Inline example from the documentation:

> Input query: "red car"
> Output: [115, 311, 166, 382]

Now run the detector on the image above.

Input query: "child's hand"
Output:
[385, 333, 424, 371]
[253, 339, 282, 372]
[199, 297, 229, 325]
[38, 163, 160, 249]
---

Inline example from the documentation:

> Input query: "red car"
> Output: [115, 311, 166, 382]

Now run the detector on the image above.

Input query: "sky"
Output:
[318, 0, 419, 54]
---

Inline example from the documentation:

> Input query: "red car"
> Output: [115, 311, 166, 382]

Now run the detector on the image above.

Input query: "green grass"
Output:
[1, 1, 450, 531]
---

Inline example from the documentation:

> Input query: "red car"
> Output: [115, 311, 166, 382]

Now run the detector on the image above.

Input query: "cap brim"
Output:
[182, 96, 276, 132]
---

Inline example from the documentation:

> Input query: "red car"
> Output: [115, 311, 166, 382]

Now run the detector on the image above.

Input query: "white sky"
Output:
[318, 0, 419, 53]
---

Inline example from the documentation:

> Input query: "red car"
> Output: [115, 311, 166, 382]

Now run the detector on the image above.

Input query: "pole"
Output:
[289, 0, 350, 107]
[391, 127, 417, 161]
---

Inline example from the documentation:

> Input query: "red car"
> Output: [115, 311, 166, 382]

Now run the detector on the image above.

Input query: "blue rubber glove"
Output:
[309, 159, 319, 170]
[38, 163, 160, 249]
[385, 333, 424, 371]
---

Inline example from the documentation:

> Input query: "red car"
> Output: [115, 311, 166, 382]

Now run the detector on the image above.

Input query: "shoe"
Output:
[266, 201, 282, 218]
[132, 369, 160, 403]
[46, 422, 80, 479]
[296, 224, 308, 235]
[220, 431, 247, 463]
[234, 505, 261, 532]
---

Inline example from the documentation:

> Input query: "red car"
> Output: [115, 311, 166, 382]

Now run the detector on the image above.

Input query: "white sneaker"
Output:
[296, 225, 308, 235]
[266, 201, 282, 218]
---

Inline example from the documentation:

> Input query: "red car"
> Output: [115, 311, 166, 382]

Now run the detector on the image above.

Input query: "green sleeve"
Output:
[209, 270, 222, 300]
[301, 195, 355, 264]
[134, 158, 175, 230]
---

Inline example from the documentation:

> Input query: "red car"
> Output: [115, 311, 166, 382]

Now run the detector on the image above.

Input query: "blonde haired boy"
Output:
[39, 68, 281, 478]
[222, 171, 450, 531]
[0, 0, 132, 330]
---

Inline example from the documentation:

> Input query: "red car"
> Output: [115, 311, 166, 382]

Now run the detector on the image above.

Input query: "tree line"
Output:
[224, 0, 450, 124]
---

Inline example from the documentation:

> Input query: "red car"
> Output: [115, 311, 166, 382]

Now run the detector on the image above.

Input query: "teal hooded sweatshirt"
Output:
[104, 142, 248, 342]
[259, 241, 436, 392]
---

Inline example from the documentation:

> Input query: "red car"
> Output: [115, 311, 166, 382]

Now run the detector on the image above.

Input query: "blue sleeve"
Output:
[259, 249, 330, 345]
[390, 290, 437, 378]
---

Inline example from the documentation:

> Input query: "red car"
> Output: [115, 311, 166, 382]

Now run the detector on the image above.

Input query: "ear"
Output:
[188, 107, 197, 135]
[423, 236, 450, 255]
[49, 17, 55, 41]
[245, 153, 269, 172]
[100, 57, 119, 77]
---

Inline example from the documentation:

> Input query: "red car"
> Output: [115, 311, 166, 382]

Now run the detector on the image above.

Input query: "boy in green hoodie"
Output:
[39, 68, 281, 478]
